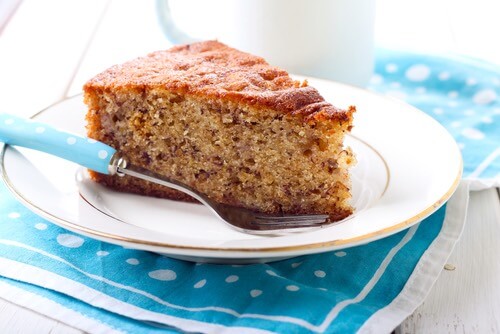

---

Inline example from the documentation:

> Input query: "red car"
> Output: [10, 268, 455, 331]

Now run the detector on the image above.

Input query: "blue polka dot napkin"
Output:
[0, 49, 497, 333]
[371, 50, 499, 188]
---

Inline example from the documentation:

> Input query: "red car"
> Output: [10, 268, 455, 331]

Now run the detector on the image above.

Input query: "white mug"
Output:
[157, 0, 376, 87]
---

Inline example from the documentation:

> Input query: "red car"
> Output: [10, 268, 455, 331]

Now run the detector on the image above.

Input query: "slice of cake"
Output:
[84, 41, 356, 221]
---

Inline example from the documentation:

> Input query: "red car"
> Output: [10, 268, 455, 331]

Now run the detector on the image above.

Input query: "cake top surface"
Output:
[84, 41, 354, 123]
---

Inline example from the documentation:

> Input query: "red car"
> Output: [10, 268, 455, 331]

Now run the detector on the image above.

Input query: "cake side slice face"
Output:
[84, 41, 356, 221]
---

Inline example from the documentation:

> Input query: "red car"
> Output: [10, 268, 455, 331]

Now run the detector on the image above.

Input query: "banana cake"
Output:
[84, 41, 356, 222]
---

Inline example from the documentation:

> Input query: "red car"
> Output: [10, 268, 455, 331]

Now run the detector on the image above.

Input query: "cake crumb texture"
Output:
[84, 41, 356, 221]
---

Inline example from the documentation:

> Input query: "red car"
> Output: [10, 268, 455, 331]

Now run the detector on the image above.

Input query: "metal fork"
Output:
[0, 112, 331, 235]
[111, 156, 331, 234]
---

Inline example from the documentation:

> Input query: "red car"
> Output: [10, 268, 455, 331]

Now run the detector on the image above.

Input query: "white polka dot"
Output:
[126, 258, 140, 265]
[266, 270, 278, 277]
[57, 234, 84, 248]
[481, 116, 493, 124]
[250, 289, 263, 297]
[8, 212, 20, 219]
[149, 269, 177, 281]
[415, 86, 426, 94]
[370, 74, 383, 85]
[473, 89, 497, 105]
[314, 270, 326, 278]
[291, 262, 302, 268]
[433, 108, 444, 115]
[448, 91, 459, 99]
[495, 108, 500, 115]
[438, 71, 450, 81]
[4, 118, 14, 125]
[87, 138, 97, 144]
[385, 90, 407, 100]
[34, 223, 47, 230]
[390, 82, 401, 88]
[96, 251, 109, 256]
[466, 78, 477, 86]
[98, 150, 108, 159]
[450, 121, 462, 128]
[385, 63, 398, 73]
[463, 109, 476, 116]
[335, 251, 347, 257]
[286, 285, 300, 292]
[194, 279, 206, 288]
[493, 78, 500, 86]
[35, 126, 45, 134]
[66, 137, 77, 145]
[225, 275, 239, 283]
[461, 128, 485, 140]
[405, 64, 431, 82]
[448, 101, 458, 107]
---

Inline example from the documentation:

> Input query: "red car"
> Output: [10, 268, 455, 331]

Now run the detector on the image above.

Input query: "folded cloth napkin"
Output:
[0, 49, 498, 334]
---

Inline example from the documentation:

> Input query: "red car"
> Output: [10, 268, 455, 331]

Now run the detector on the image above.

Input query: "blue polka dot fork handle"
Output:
[0, 113, 116, 174]
[0, 112, 330, 234]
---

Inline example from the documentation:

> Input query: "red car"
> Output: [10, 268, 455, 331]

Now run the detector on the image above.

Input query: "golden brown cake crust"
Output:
[84, 41, 354, 124]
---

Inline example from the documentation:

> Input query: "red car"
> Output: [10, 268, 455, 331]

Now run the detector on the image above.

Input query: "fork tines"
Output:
[253, 214, 329, 226]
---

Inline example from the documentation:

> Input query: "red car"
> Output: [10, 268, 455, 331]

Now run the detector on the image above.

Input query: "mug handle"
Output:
[156, 0, 199, 44]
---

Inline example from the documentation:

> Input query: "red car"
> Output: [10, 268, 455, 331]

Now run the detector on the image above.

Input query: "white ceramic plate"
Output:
[0, 78, 462, 263]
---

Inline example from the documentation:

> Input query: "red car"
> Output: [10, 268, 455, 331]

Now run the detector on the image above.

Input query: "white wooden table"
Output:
[0, 1, 499, 333]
